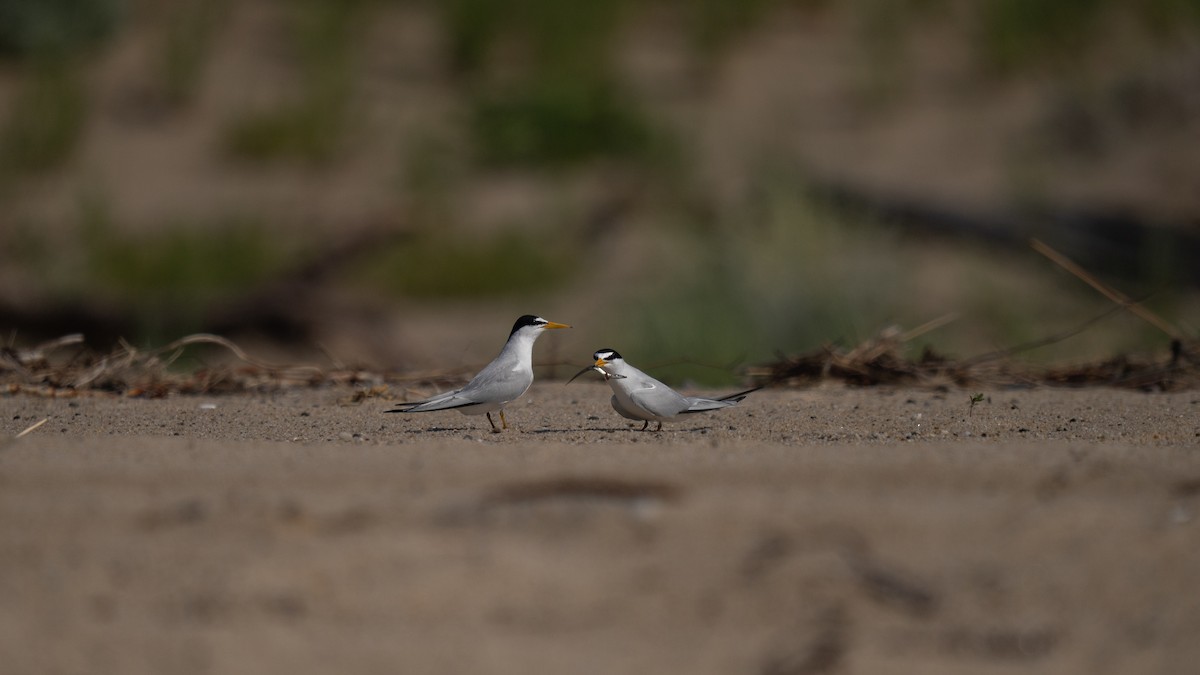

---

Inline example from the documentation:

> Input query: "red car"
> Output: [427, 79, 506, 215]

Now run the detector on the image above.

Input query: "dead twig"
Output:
[899, 313, 960, 342]
[1031, 238, 1185, 341]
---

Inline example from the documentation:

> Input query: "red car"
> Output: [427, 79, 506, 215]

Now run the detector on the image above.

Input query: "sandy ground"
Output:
[1, 383, 1198, 675]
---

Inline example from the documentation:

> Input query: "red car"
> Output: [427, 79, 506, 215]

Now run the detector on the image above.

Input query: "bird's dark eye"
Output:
[510, 314, 544, 336]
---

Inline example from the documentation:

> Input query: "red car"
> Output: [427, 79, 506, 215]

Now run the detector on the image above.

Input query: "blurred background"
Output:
[1, 0, 1198, 384]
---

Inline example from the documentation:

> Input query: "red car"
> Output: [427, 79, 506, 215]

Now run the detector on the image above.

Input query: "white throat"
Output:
[503, 328, 541, 365]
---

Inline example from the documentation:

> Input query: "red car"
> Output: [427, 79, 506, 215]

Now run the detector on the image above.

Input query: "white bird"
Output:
[570, 348, 759, 431]
[387, 315, 570, 431]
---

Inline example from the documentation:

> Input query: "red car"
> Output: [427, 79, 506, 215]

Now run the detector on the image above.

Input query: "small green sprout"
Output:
[969, 393, 985, 415]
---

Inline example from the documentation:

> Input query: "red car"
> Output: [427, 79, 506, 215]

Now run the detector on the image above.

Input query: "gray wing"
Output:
[681, 386, 760, 413]
[456, 354, 533, 404]
[681, 396, 741, 413]
[627, 380, 690, 419]
[388, 353, 534, 413]
[387, 387, 478, 412]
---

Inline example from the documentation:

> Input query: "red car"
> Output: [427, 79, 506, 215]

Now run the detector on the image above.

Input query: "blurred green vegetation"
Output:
[978, 0, 1200, 73]
[354, 229, 579, 299]
[5, 0, 1193, 174]
[447, 0, 658, 167]
[445, 0, 623, 76]
[3, 0, 1198, 171]
[0, 0, 1196, 379]
[470, 78, 657, 167]
[0, 2, 113, 175]
[81, 220, 284, 302]
[0, 0, 117, 178]
[75, 197, 293, 342]
[0, 58, 86, 174]
[682, 0, 799, 61]
[0, 0, 120, 57]
[158, 0, 229, 107]
[224, 0, 363, 162]
[617, 188, 1189, 386]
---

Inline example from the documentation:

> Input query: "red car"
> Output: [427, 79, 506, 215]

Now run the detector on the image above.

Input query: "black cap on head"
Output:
[510, 314, 546, 336]
[594, 348, 621, 361]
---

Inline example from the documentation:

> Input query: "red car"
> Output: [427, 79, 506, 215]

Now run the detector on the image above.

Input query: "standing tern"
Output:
[569, 348, 759, 431]
[387, 315, 570, 431]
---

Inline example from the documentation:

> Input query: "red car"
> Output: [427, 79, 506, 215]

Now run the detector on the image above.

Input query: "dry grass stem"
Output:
[15, 418, 48, 438]
[1031, 238, 1185, 341]
[3, 308, 1198, 399]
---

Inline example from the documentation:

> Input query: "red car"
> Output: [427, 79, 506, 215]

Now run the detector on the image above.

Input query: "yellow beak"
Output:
[544, 321, 571, 330]
[594, 358, 607, 367]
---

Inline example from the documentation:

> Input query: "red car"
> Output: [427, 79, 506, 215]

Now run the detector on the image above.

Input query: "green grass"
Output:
[2, 0, 1198, 367]
[225, 99, 348, 163]
[0, 1, 112, 176]
[74, 200, 293, 340]
[443, 0, 624, 76]
[3, 194, 301, 344]
[0, 0, 120, 57]
[439, 0, 663, 168]
[354, 229, 581, 299]
[977, 0, 1110, 73]
[82, 223, 284, 299]
[0, 58, 86, 174]
[682, 0, 790, 61]
[158, 0, 228, 107]
[975, 0, 1200, 73]
[470, 77, 657, 167]
[223, 0, 362, 163]
[599, 164, 1198, 386]
[611, 188, 914, 385]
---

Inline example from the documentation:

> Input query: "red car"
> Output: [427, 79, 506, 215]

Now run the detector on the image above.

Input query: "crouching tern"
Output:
[569, 348, 760, 431]
[387, 315, 570, 431]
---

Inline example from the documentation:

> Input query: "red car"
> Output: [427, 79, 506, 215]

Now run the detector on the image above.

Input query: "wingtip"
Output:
[719, 385, 764, 402]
